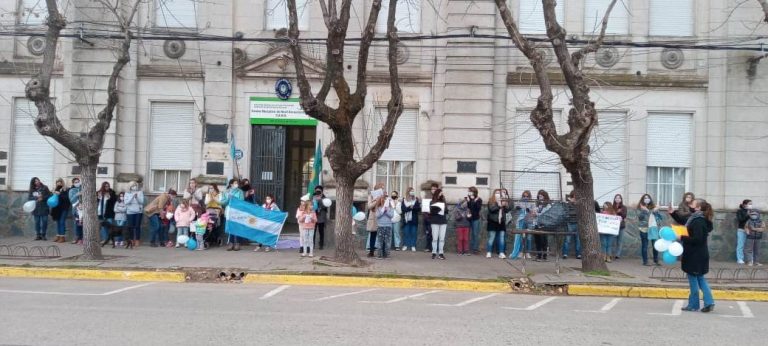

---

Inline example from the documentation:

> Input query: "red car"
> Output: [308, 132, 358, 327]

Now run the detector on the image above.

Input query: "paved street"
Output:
[0, 278, 765, 345]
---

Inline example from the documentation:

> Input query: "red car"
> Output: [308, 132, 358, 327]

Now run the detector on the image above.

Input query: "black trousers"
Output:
[314, 222, 325, 247]
[534, 234, 548, 259]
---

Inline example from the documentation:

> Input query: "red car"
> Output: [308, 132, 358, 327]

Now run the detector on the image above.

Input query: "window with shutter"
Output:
[519, 0, 565, 34]
[155, 0, 198, 28]
[645, 113, 692, 205]
[19, 0, 48, 25]
[512, 110, 562, 197]
[376, 0, 421, 34]
[649, 0, 693, 36]
[150, 102, 195, 192]
[11, 98, 55, 191]
[590, 111, 627, 201]
[584, 0, 629, 35]
[265, 0, 310, 30]
[372, 108, 418, 162]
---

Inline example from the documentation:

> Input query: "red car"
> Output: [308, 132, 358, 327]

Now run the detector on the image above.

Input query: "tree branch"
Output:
[572, 0, 618, 68]
[350, 0, 383, 115]
[318, 0, 332, 28]
[758, 0, 768, 22]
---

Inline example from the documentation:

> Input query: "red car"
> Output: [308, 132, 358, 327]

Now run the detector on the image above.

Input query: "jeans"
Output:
[392, 221, 402, 248]
[562, 223, 581, 257]
[176, 227, 190, 246]
[600, 234, 614, 256]
[98, 217, 113, 241]
[56, 209, 69, 236]
[34, 215, 49, 238]
[127, 213, 143, 241]
[456, 226, 470, 253]
[469, 219, 481, 252]
[431, 224, 447, 255]
[746, 238, 762, 264]
[149, 214, 161, 244]
[160, 224, 170, 244]
[403, 223, 418, 248]
[115, 220, 126, 242]
[367, 231, 378, 253]
[486, 230, 506, 254]
[613, 227, 625, 258]
[736, 229, 747, 263]
[687, 274, 715, 310]
[640, 231, 659, 264]
[377, 227, 392, 258]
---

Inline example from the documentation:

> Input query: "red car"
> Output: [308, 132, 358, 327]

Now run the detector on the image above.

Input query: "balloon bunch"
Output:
[654, 226, 683, 264]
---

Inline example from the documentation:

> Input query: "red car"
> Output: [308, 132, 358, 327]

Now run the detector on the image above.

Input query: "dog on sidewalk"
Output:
[101, 221, 134, 249]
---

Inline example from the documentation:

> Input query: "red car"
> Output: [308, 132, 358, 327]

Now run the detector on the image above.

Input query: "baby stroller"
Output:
[204, 208, 222, 247]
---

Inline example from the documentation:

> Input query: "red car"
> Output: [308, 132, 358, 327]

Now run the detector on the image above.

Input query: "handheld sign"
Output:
[596, 213, 622, 235]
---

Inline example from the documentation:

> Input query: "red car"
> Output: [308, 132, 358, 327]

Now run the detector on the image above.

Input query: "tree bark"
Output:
[78, 161, 103, 259]
[332, 171, 364, 266]
[568, 158, 604, 271]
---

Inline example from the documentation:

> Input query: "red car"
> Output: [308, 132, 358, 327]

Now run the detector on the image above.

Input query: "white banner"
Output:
[596, 213, 622, 235]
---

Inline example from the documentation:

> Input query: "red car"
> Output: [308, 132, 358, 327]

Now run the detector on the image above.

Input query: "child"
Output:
[113, 192, 128, 247]
[174, 199, 197, 248]
[296, 199, 318, 257]
[454, 199, 470, 255]
[74, 202, 84, 245]
[255, 194, 280, 252]
[160, 199, 175, 248]
[193, 212, 209, 251]
[746, 209, 764, 266]
[601, 202, 618, 263]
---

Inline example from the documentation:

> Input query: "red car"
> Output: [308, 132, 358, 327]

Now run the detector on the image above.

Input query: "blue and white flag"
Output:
[225, 198, 288, 247]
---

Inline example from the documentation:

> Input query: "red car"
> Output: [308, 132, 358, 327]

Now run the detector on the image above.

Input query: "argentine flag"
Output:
[226, 198, 288, 247]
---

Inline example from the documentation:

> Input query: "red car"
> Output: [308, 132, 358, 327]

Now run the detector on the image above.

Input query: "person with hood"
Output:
[144, 188, 176, 247]
[312, 185, 329, 250]
[68, 177, 82, 244]
[680, 198, 715, 313]
[28, 177, 51, 241]
[50, 178, 72, 243]
[734, 199, 752, 265]
[124, 181, 145, 246]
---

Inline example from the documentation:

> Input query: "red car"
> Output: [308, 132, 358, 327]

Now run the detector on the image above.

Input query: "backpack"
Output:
[536, 202, 568, 230]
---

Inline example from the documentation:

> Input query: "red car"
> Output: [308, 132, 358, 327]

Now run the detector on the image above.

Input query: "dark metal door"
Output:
[250, 126, 285, 207]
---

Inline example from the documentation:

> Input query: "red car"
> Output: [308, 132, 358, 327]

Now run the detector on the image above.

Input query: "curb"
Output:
[0, 266, 186, 283]
[244, 274, 513, 293]
[567, 284, 768, 302]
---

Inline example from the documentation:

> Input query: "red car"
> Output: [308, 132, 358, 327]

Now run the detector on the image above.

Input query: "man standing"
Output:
[312, 185, 328, 250]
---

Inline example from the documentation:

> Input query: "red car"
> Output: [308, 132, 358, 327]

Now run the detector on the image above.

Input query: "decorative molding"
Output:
[660, 48, 684, 70]
[163, 40, 186, 59]
[507, 70, 707, 89]
[137, 64, 204, 79]
[595, 47, 620, 68]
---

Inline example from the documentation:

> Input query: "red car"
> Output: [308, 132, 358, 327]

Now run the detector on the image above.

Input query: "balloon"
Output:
[177, 235, 189, 245]
[353, 212, 366, 222]
[22, 200, 36, 213]
[662, 251, 677, 265]
[654, 239, 670, 252]
[668, 242, 684, 256]
[47, 195, 59, 208]
[322, 198, 332, 208]
[660, 227, 677, 242]
[187, 238, 197, 250]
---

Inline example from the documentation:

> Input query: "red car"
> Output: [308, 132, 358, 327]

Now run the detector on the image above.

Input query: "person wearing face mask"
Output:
[50, 178, 72, 243]
[486, 189, 510, 259]
[421, 183, 440, 252]
[28, 177, 51, 241]
[612, 194, 628, 260]
[389, 191, 403, 251]
[562, 191, 581, 260]
[466, 186, 483, 255]
[532, 190, 551, 261]
[113, 192, 128, 246]
[68, 178, 83, 244]
[745, 209, 764, 266]
[429, 189, 448, 260]
[637, 194, 662, 266]
[511, 190, 535, 259]
[124, 181, 145, 246]
[366, 183, 385, 256]
[735, 199, 753, 264]
[401, 187, 421, 252]
[258, 194, 281, 252]
[97, 181, 117, 242]
[679, 198, 715, 313]
[224, 179, 245, 251]
[312, 185, 328, 250]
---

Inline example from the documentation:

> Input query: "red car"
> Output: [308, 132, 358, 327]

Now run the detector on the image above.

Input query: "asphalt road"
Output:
[0, 278, 765, 346]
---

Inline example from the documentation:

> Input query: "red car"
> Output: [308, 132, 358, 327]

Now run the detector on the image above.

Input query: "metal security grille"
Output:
[499, 170, 562, 202]
[250, 125, 286, 207]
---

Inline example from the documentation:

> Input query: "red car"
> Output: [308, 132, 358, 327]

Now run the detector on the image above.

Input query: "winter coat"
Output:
[680, 215, 713, 276]
[68, 185, 81, 207]
[487, 203, 510, 232]
[29, 184, 51, 217]
[51, 185, 71, 221]
[454, 201, 471, 228]
[297, 209, 318, 230]
[376, 205, 395, 228]
[637, 208, 663, 228]
[174, 205, 197, 228]
[313, 194, 329, 224]
[205, 192, 222, 209]
[614, 204, 628, 229]
[183, 187, 205, 206]
[124, 190, 145, 215]
[144, 193, 172, 216]
[97, 189, 117, 219]
[429, 200, 447, 225]
[736, 207, 750, 229]
[113, 201, 127, 223]
[366, 195, 379, 231]
[566, 201, 578, 225]
[467, 197, 483, 222]
[401, 198, 421, 226]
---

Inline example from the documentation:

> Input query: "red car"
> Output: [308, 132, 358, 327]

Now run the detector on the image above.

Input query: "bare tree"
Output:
[286, 0, 403, 265]
[757, 0, 768, 22]
[25, 0, 141, 260]
[492, 0, 618, 271]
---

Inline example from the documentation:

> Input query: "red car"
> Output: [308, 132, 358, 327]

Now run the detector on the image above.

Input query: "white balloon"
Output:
[177, 235, 189, 245]
[654, 239, 670, 253]
[322, 198, 332, 208]
[353, 212, 366, 222]
[668, 242, 684, 257]
[22, 200, 36, 213]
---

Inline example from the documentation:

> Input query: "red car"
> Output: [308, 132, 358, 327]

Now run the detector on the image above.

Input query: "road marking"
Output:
[432, 293, 500, 307]
[0, 282, 155, 296]
[503, 297, 557, 311]
[260, 285, 291, 300]
[101, 283, 155, 296]
[315, 289, 379, 301]
[361, 290, 440, 304]
[649, 300, 684, 316]
[576, 298, 622, 313]
[721, 301, 754, 319]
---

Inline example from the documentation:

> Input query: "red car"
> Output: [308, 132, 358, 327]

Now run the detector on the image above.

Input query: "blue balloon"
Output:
[187, 239, 197, 251]
[662, 251, 677, 265]
[47, 194, 59, 208]
[660, 227, 676, 242]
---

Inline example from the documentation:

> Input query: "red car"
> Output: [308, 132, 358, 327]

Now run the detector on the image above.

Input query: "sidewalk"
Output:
[1, 236, 766, 299]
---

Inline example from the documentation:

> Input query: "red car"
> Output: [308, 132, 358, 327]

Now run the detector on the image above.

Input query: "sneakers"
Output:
[175, 244, 181, 248]
[438, 254, 446, 260]
[737, 260, 746, 265]
[309, 253, 314, 258]
[264, 247, 272, 252]
[411, 247, 416, 252]
[757, 263, 764, 266]
[576, 255, 582, 259]
[166, 241, 174, 248]
[301, 253, 306, 257]
[253, 246, 262, 252]
[432, 254, 437, 259]
[748, 262, 754, 266]
[486, 252, 492, 258]
[499, 253, 506, 259]
[562, 255, 568, 259]
[681, 306, 699, 312]
[701, 304, 715, 313]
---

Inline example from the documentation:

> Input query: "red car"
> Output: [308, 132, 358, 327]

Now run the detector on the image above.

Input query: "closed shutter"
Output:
[374, 108, 418, 161]
[155, 0, 198, 28]
[266, 0, 310, 30]
[584, 0, 629, 35]
[590, 111, 627, 201]
[513, 110, 562, 173]
[519, 0, 565, 34]
[11, 98, 54, 191]
[20, 0, 47, 25]
[150, 102, 195, 170]
[649, 0, 693, 36]
[646, 113, 692, 167]
[377, 0, 421, 33]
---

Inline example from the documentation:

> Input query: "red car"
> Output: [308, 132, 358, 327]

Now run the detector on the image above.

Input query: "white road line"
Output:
[0, 282, 156, 296]
[259, 285, 291, 300]
[361, 290, 440, 304]
[101, 283, 155, 296]
[315, 289, 379, 301]
[575, 298, 623, 314]
[503, 297, 558, 311]
[649, 300, 684, 316]
[721, 301, 755, 319]
[432, 293, 500, 307]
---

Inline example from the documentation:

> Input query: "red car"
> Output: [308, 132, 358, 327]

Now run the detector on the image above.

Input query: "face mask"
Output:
[266, 199, 272, 204]
[751, 214, 759, 220]
[747, 204, 754, 210]
[232, 184, 239, 189]
[538, 196, 544, 201]
[685, 197, 692, 202]
[644, 198, 651, 204]
[131, 186, 138, 191]
[391, 195, 398, 199]
[409, 191, 415, 196]
[74, 183, 81, 188]
[120, 197, 125, 201]
[468, 192, 474, 197]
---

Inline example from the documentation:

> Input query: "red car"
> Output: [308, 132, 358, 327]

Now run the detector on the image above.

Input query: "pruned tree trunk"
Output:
[332, 172, 364, 266]
[568, 158, 603, 270]
[78, 162, 101, 259]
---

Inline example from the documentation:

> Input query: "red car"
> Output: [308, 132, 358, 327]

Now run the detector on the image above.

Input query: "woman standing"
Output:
[401, 187, 421, 252]
[734, 200, 751, 265]
[376, 194, 395, 259]
[113, 192, 127, 246]
[612, 194, 628, 260]
[511, 190, 535, 259]
[600, 202, 617, 263]
[533, 190, 551, 261]
[745, 209, 764, 266]
[562, 191, 581, 259]
[454, 197, 471, 255]
[124, 181, 144, 246]
[296, 199, 318, 257]
[486, 189, 510, 259]
[50, 178, 71, 243]
[28, 177, 51, 241]
[312, 186, 328, 250]
[224, 179, 245, 251]
[68, 178, 82, 244]
[467, 186, 483, 255]
[183, 178, 206, 215]
[205, 184, 223, 247]
[96, 181, 117, 242]
[430, 189, 448, 260]
[390, 191, 403, 251]
[670, 192, 696, 225]
[637, 194, 662, 266]
[680, 198, 715, 313]
[366, 183, 384, 257]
